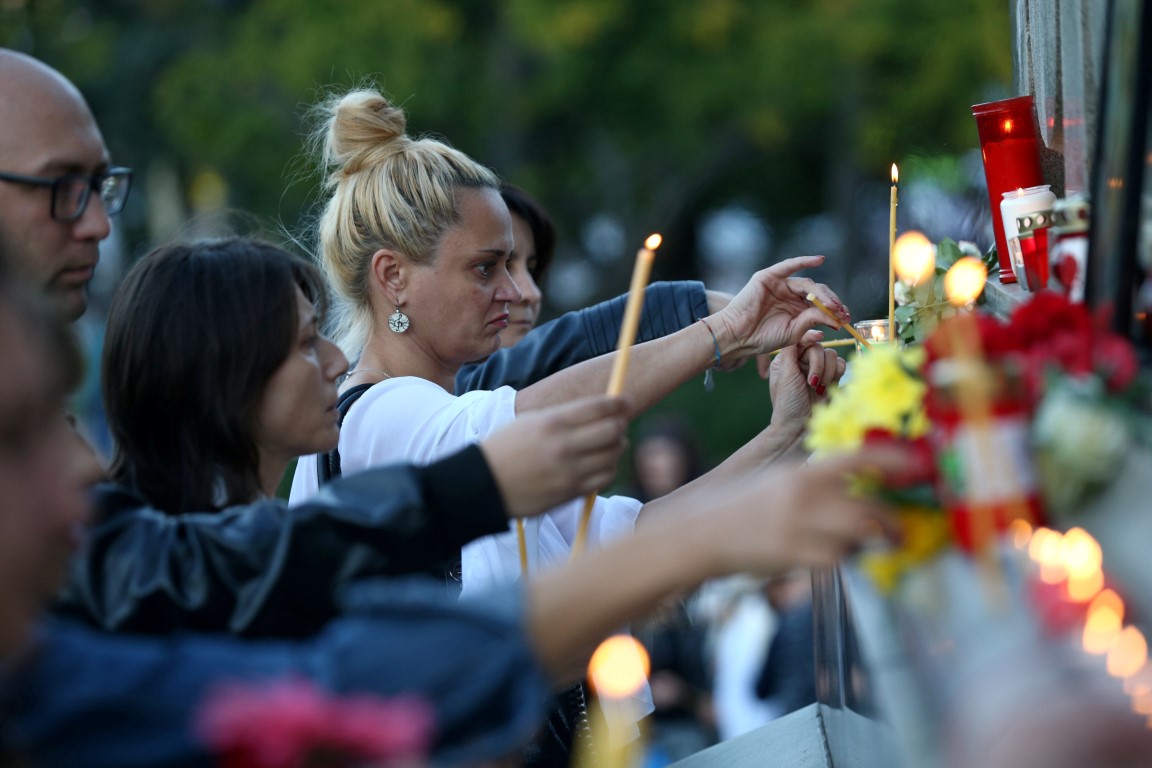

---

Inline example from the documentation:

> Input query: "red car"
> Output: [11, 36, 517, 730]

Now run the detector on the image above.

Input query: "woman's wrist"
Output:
[704, 312, 754, 367]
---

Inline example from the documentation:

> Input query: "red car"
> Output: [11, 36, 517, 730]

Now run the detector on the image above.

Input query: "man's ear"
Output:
[370, 248, 407, 306]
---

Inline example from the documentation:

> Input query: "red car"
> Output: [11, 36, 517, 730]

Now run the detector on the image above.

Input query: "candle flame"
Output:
[588, 635, 650, 699]
[870, 323, 886, 341]
[1002, 118, 1015, 134]
[1083, 589, 1126, 655]
[893, 231, 935, 285]
[1108, 627, 1148, 678]
[943, 257, 986, 307]
[644, 234, 663, 251]
[1008, 519, 1033, 549]
[891, 164, 898, 185]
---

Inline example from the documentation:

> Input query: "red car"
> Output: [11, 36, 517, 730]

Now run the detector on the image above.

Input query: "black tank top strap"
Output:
[315, 383, 375, 486]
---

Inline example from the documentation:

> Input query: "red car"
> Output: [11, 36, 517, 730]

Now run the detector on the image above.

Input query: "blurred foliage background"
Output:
[3, 0, 1013, 471]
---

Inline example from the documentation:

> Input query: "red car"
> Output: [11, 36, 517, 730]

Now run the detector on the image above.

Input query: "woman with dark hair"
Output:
[498, 184, 554, 348]
[60, 237, 631, 635]
[102, 239, 337, 514]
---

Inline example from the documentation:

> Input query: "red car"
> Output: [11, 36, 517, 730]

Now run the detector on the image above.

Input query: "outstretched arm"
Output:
[525, 448, 905, 680]
[514, 256, 851, 420]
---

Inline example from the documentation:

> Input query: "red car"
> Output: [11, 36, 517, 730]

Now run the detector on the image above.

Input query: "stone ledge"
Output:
[982, 277, 1029, 318]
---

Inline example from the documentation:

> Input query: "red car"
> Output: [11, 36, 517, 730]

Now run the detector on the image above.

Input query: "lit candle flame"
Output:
[1008, 519, 1033, 549]
[1083, 589, 1126, 655]
[870, 323, 886, 342]
[1002, 118, 1015, 134]
[891, 164, 898, 185]
[1108, 627, 1148, 678]
[588, 635, 651, 699]
[893, 231, 935, 285]
[644, 233, 662, 251]
[943, 257, 986, 307]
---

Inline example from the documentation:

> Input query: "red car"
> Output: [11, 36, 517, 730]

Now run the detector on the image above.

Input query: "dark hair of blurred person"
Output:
[628, 417, 705, 503]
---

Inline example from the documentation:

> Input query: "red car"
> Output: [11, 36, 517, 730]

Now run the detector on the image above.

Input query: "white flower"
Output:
[895, 280, 914, 306]
[1033, 377, 1132, 514]
[957, 241, 982, 259]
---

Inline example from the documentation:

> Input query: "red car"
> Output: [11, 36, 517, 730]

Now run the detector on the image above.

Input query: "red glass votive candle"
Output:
[971, 96, 1046, 284]
[1001, 184, 1056, 291]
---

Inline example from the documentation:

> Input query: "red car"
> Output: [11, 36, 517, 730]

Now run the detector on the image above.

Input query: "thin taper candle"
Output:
[573, 234, 661, 558]
[889, 163, 899, 342]
[806, 293, 871, 350]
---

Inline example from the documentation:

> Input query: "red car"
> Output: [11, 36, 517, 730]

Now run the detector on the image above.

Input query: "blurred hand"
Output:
[481, 396, 628, 519]
[711, 256, 851, 366]
[690, 447, 907, 576]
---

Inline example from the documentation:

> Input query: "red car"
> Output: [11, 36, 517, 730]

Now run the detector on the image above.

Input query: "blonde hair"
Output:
[312, 88, 500, 356]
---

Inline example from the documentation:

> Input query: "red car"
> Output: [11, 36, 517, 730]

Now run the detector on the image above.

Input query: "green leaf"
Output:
[936, 238, 962, 268]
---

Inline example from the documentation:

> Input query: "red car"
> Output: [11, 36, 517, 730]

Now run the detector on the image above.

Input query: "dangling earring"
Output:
[388, 305, 410, 334]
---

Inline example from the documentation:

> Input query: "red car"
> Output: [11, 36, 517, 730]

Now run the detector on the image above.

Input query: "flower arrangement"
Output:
[809, 290, 1151, 591]
[893, 238, 997, 346]
[196, 679, 434, 768]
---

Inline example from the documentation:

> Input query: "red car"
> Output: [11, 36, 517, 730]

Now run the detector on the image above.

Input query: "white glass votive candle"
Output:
[1000, 185, 1056, 291]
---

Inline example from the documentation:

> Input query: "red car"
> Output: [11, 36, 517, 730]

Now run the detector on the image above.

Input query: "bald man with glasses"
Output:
[0, 49, 132, 321]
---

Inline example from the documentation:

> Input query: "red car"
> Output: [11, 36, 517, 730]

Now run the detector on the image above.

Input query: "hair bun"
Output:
[322, 89, 408, 178]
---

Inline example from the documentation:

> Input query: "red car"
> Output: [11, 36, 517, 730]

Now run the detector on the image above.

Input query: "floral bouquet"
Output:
[808, 288, 1152, 766]
[196, 679, 434, 768]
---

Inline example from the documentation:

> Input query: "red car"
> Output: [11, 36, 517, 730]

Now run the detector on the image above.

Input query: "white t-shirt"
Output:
[290, 377, 642, 594]
[290, 377, 651, 744]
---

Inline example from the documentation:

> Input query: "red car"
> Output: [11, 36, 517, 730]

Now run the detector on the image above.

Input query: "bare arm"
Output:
[524, 448, 906, 681]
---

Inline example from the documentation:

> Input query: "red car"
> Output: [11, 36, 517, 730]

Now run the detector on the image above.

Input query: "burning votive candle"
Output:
[1000, 185, 1056, 291]
[852, 319, 891, 352]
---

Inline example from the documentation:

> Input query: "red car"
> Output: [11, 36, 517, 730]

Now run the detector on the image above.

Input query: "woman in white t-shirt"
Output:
[290, 87, 850, 589]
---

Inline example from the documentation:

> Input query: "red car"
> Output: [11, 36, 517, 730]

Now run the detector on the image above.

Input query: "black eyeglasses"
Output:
[0, 167, 133, 222]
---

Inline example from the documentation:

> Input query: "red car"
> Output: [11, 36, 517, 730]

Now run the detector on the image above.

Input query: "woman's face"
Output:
[253, 287, 348, 468]
[501, 211, 543, 348]
[0, 311, 98, 658]
[403, 187, 519, 367]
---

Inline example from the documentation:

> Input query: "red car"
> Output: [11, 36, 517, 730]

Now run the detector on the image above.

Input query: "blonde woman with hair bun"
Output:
[291, 82, 851, 598]
[289, 86, 850, 751]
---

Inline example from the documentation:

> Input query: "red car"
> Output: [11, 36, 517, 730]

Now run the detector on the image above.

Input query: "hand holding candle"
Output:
[572, 234, 661, 558]
[806, 293, 872, 349]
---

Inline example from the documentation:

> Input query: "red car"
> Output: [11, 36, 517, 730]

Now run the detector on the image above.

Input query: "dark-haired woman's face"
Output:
[502, 211, 543, 348]
[253, 287, 348, 472]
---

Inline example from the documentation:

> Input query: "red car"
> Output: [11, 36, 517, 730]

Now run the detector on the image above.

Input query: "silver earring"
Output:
[388, 306, 410, 334]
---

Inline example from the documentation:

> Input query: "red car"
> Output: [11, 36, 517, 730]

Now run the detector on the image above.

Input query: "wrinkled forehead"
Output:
[0, 59, 108, 175]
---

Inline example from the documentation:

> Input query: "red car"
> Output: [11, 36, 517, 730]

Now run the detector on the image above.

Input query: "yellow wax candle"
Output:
[888, 163, 899, 340]
[573, 234, 661, 557]
[806, 293, 871, 350]
[574, 635, 651, 768]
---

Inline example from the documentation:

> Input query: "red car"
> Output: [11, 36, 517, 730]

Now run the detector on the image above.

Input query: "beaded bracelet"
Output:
[698, 317, 722, 392]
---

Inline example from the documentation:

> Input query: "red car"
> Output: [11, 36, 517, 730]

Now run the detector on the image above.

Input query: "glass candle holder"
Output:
[1001, 185, 1056, 292]
[853, 319, 892, 352]
[972, 96, 1046, 284]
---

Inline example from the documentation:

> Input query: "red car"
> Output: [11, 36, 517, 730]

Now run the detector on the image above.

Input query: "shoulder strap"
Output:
[316, 383, 376, 486]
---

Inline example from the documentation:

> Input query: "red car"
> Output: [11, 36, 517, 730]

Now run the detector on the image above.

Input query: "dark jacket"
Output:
[54, 445, 506, 637]
[6, 582, 549, 767]
[56, 280, 706, 640]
